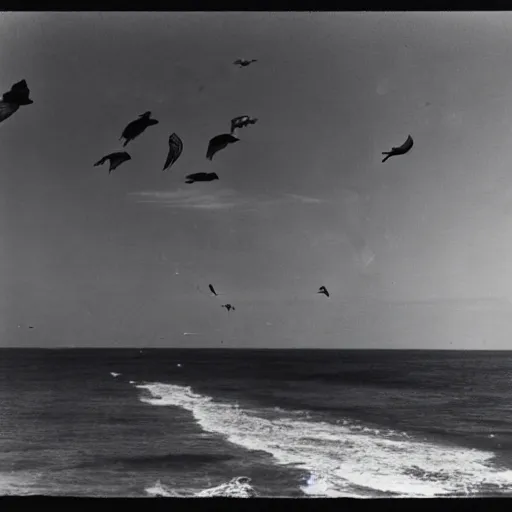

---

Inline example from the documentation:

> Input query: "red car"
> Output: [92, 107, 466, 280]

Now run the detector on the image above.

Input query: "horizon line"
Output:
[0, 347, 508, 352]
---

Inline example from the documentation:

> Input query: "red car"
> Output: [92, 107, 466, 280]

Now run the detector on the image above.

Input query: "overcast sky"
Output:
[2, 12, 512, 349]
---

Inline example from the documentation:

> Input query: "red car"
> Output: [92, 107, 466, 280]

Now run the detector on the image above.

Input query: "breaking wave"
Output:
[134, 382, 512, 498]
[146, 476, 257, 498]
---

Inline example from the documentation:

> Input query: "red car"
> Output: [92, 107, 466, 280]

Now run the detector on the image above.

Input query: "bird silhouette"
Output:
[234, 59, 257, 67]
[382, 135, 414, 163]
[163, 133, 183, 171]
[222, 304, 235, 312]
[120, 111, 159, 147]
[318, 286, 330, 298]
[206, 133, 239, 160]
[230, 115, 258, 134]
[0, 79, 33, 124]
[209, 284, 218, 296]
[185, 172, 219, 184]
[94, 152, 131, 174]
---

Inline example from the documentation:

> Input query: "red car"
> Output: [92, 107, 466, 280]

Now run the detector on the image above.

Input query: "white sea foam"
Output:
[0, 472, 43, 495]
[145, 480, 183, 497]
[145, 477, 257, 498]
[134, 381, 512, 498]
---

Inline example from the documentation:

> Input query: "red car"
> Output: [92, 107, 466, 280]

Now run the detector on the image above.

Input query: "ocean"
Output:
[1, 348, 512, 497]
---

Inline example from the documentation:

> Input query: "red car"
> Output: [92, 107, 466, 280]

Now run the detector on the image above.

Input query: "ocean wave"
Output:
[145, 480, 183, 497]
[146, 476, 258, 498]
[0, 471, 43, 496]
[96, 452, 235, 470]
[134, 381, 512, 498]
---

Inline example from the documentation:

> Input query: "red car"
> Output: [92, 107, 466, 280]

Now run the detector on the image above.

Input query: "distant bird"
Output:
[163, 133, 183, 171]
[120, 111, 159, 147]
[94, 152, 131, 174]
[234, 59, 257, 67]
[28, 326, 34, 329]
[185, 172, 219, 184]
[230, 115, 258, 134]
[209, 284, 218, 296]
[206, 133, 239, 160]
[318, 286, 330, 298]
[222, 304, 235, 312]
[0, 79, 33, 124]
[381, 135, 414, 163]
[110, 372, 121, 378]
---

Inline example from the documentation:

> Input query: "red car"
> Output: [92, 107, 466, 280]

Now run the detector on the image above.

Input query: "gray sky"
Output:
[2, 12, 512, 349]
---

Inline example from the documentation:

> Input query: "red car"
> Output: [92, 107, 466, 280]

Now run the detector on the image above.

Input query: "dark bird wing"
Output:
[121, 117, 157, 146]
[163, 133, 183, 171]
[10, 79, 30, 94]
[206, 134, 238, 160]
[382, 135, 414, 162]
[209, 284, 218, 296]
[230, 116, 249, 132]
[0, 101, 19, 123]
[94, 155, 109, 167]
[121, 119, 141, 145]
[392, 135, 414, 154]
[206, 136, 224, 160]
[3, 80, 32, 104]
[186, 173, 204, 183]
[95, 152, 130, 172]
[109, 152, 131, 171]
[318, 286, 330, 297]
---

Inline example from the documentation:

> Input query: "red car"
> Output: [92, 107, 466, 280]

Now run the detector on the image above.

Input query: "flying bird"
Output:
[0, 79, 33, 124]
[209, 284, 218, 296]
[206, 133, 239, 160]
[230, 115, 258, 134]
[120, 111, 159, 147]
[162, 133, 183, 171]
[381, 135, 414, 163]
[185, 172, 219, 184]
[94, 152, 131, 174]
[234, 59, 257, 67]
[222, 304, 236, 312]
[318, 286, 330, 298]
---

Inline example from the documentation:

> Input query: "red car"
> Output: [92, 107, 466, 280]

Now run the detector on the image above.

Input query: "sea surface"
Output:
[1, 348, 512, 497]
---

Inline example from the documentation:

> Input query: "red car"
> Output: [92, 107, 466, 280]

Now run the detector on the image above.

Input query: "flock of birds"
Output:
[0, 57, 415, 321]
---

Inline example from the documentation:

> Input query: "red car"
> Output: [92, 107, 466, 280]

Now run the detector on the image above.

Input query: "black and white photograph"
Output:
[2, 11, 512, 499]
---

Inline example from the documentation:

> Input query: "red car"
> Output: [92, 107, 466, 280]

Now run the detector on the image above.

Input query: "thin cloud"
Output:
[130, 189, 243, 210]
[129, 188, 327, 210]
[284, 193, 326, 204]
